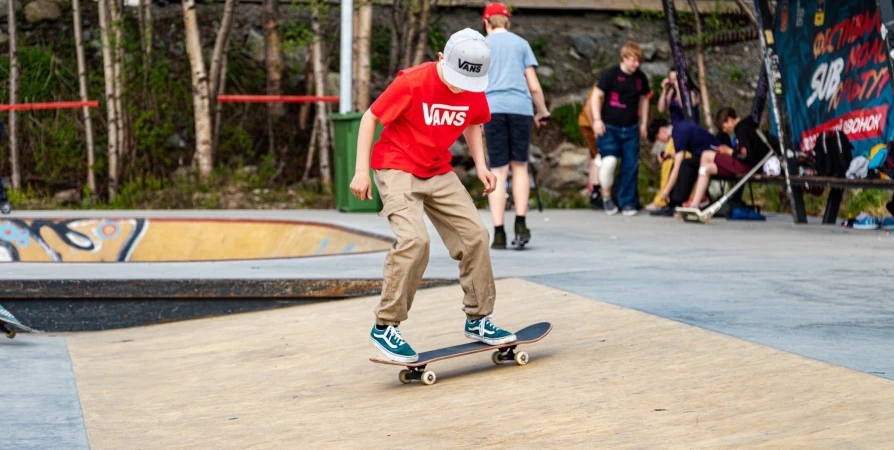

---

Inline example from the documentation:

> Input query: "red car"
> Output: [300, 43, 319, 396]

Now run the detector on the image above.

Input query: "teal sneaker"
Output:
[369, 325, 418, 363]
[464, 315, 516, 345]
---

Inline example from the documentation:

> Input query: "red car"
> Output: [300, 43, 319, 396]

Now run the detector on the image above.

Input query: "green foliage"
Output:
[531, 35, 548, 59]
[551, 103, 586, 146]
[428, 20, 448, 56]
[370, 26, 392, 72]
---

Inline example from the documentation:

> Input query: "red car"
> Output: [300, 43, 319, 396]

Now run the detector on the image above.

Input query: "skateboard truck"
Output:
[398, 366, 437, 385]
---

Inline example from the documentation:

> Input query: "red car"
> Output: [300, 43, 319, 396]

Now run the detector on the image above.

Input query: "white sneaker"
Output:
[621, 209, 638, 216]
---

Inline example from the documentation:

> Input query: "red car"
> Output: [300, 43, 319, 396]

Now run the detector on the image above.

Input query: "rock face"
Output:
[25, 0, 62, 23]
[570, 35, 598, 59]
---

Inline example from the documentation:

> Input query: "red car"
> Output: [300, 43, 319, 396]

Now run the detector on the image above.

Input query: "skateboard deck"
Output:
[370, 322, 551, 385]
[675, 207, 704, 223]
[0, 304, 36, 339]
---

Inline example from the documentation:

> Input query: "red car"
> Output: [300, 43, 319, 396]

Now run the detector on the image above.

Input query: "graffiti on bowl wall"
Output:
[0, 219, 147, 262]
[0, 218, 394, 262]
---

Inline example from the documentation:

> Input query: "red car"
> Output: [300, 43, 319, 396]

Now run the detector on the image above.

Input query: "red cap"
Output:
[483, 2, 510, 20]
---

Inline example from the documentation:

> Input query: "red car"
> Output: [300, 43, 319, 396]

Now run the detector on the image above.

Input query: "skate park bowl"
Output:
[0, 217, 394, 263]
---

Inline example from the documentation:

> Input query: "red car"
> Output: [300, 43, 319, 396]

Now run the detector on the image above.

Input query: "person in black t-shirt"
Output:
[686, 107, 774, 208]
[587, 42, 652, 216]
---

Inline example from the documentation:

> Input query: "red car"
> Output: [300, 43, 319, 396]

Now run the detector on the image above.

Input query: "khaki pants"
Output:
[373, 169, 495, 326]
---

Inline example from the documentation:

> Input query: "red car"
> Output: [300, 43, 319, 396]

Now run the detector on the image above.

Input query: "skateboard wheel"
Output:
[491, 351, 503, 365]
[5, 328, 16, 339]
[515, 351, 528, 365]
[421, 371, 436, 385]
[398, 370, 412, 384]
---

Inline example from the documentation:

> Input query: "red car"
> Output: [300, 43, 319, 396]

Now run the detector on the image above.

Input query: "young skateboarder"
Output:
[350, 28, 517, 363]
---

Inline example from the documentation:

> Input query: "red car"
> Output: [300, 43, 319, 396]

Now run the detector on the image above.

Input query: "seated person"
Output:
[644, 138, 690, 212]
[647, 118, 731, 214]
[687, 107, 772, 208]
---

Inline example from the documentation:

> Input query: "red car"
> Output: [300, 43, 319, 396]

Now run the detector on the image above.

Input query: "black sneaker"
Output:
[0, 201, 10, 215]
[589, 192, 603, 210]
[603, 198, 619, 215]
[513, 222, 531, 246]
[491, 231, 507, 249]
[649, 205, 675, 217]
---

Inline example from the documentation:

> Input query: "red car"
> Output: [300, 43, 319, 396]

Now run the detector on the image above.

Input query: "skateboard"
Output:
[0, 304, 36, 339]
[675, 206, 704, 223]
[370, 322, 551, 385]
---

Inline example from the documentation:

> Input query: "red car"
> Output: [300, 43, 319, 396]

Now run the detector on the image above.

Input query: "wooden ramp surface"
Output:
[66, 279, 894, 449]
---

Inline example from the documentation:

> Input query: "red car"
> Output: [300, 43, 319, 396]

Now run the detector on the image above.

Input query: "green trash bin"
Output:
[329, 112, 385, 212]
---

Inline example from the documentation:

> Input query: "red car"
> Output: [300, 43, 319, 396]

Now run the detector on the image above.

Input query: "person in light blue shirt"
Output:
[481, 2, 550, 250]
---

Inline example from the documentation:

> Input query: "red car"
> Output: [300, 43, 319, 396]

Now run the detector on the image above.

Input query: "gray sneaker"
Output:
[621, 208, 638, 216]
[603, 198, 619, 215]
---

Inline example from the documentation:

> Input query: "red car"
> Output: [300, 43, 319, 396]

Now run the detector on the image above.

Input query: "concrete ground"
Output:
[2, 208, 892, 448]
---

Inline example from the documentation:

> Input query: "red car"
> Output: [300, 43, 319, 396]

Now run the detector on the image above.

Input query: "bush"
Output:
[551, 103, 585, 146]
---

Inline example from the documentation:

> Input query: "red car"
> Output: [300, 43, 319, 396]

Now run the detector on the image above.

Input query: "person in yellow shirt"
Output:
[578, 87, 603, 209]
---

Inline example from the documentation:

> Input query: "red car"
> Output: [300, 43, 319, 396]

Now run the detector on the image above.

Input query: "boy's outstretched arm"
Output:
[659, 151, 685, 202]
[525, 67, 550, 127]
[350, 109, 380, 200]
[463, 125, 497, 195]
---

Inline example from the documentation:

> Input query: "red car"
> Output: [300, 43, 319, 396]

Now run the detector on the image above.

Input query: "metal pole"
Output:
[339, 0, 353, 113]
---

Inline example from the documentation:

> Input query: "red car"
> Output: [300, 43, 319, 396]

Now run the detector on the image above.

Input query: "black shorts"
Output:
[484, 113, 533, 168]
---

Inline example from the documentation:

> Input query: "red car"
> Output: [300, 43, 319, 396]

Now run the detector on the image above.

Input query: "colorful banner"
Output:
[774, 0, 893, 157]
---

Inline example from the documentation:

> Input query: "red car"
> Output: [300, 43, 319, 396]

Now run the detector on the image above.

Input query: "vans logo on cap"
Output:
[458, 59, 483, 73]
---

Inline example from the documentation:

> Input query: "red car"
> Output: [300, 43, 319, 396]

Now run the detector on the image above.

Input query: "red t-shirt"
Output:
[369, 62, 491, 178]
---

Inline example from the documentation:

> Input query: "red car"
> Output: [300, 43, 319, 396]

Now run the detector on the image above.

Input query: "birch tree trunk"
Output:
[264, 0, 284, 117]
[401, 2, 418, 69]
[352, 6, 360, 111]
[7, 0, 19, 190]
[411, 0, 430, 66]
[687, 0, 714, 132]
[311, 7, 331, 194]
[73, 0, 96, 195]
[138, 0, 153, 97]
[209, 0, 238, 157]
[355, 0, 372, 110]
[212, 52, 229, 159]
[388, 0, 402, 74]
[182, 0, 213, 178]
[108, 0, 127, 171]
[98, 0, 118, 198]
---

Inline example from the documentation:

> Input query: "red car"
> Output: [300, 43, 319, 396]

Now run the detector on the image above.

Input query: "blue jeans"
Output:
[596, 124, 640, 210]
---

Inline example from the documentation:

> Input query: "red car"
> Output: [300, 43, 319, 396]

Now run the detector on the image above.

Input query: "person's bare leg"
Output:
[487, 165, 510, 226]
[588, 157, 601, 186]
[690, 152, 718, 208]
[510, 161, 529, 217]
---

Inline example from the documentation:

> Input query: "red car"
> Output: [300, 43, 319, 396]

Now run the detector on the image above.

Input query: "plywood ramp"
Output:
[66, 279, 894, 449]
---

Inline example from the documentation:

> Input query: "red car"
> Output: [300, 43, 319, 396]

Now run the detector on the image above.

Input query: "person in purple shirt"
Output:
[647, 118, 732, 206]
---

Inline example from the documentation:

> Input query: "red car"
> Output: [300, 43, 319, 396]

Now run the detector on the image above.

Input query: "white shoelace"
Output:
[477, 315, 495, 336]
[384, 325, 407, 346]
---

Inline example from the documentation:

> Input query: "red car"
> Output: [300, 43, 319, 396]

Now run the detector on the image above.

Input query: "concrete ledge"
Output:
[0, 278, 455, 299]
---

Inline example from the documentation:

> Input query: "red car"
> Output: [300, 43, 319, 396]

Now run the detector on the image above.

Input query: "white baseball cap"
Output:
[441, 28, 490, 92]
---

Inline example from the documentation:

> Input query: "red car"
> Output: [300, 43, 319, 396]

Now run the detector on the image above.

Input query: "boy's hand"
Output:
[350, 172, 373, 200]
[592, 119, 605, 137]
[534, 112, 551, 128]
[640, 124, 648, 141]
[478, 167, 497, 195]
